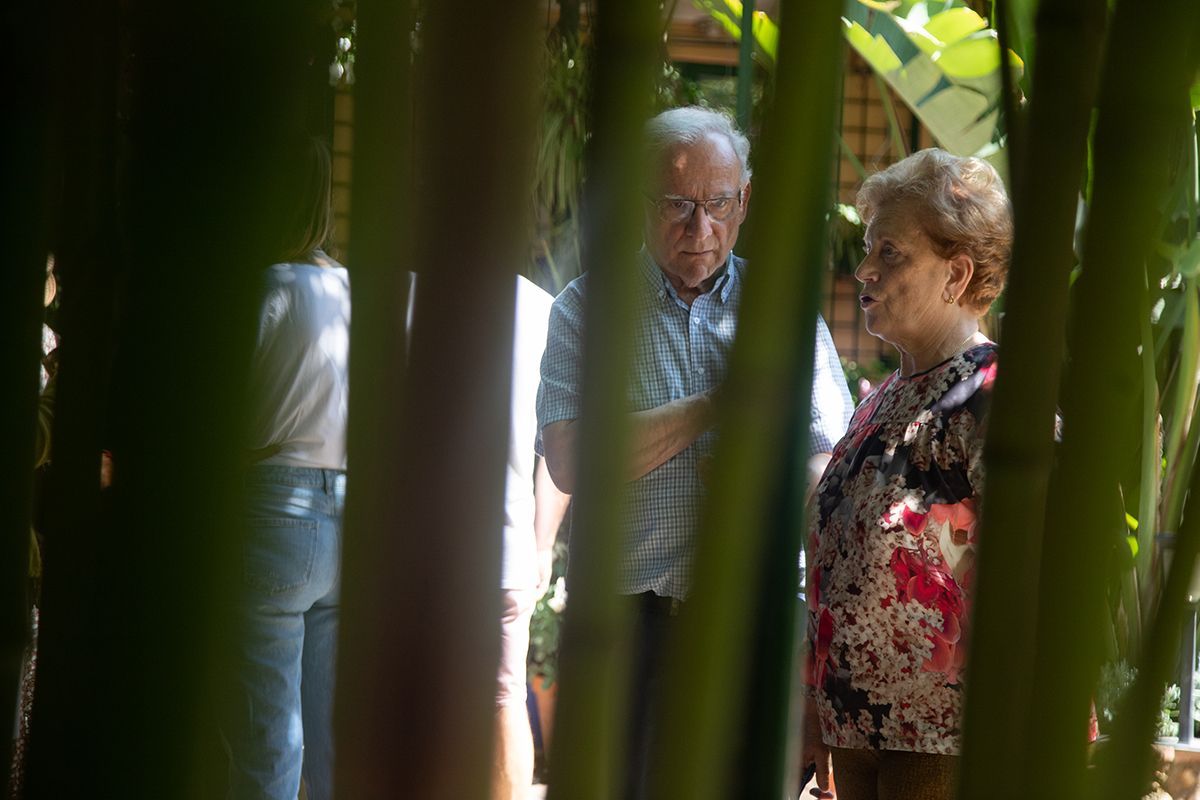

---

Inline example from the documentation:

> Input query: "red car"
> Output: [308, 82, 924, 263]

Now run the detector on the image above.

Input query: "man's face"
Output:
[644, 132, 750, 295]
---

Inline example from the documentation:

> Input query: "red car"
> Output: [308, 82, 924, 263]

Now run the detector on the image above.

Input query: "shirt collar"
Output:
[638, 247, 738, 304]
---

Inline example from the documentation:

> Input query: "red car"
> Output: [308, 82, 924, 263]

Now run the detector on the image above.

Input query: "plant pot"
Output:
[529, 674, 558, 757]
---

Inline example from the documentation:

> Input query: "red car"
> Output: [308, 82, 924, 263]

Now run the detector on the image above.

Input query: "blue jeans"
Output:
[222, 466, 345, 800]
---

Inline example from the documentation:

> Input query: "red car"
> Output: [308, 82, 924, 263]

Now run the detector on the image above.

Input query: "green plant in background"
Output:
[529, 7, 742, 295]
[1096, 661, 1200, 740]
[840, 355, 896, 403]
[697, 0, 1022, 167]
[528, 540, 570, 686]
[530, 31, 590, 294]
[828, 202, 865, 275]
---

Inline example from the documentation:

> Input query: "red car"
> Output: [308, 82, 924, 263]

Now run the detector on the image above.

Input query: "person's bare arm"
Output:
[801, 696, 835, 798]
[533, 456, 571, 594]
[541, 389, 718, 494]
[806, 453, 832, 501]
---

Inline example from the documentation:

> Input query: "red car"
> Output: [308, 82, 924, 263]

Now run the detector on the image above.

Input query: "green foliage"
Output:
[528, 540, 569, 686]
[829, 202, 865, 275]
[841, 1, 1022, 165]
[530, 34, 589, 293]
[840, 356, 896, 402]
[1096, 661, 1200, 740]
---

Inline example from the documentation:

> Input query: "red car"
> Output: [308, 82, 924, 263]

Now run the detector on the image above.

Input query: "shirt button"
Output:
[691, 317, 700, 326]
[696, 367, 705, 375]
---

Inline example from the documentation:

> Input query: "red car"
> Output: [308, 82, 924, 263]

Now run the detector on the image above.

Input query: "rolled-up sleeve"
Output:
[809, 314, 854, 456]
[536, 280, 587, 454]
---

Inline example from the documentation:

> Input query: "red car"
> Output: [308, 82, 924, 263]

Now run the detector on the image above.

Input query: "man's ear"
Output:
[948, 252, 974, 302]
[739, 181, 752, 220]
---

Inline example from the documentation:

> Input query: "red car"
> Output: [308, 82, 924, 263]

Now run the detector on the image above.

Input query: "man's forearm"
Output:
[541, 389, 718, 493]
[534, 457, 571, 551]
[625, 390, 717, 482]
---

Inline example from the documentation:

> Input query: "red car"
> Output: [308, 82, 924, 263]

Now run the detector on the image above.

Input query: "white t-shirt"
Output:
[501, 276, 554, 589]
[249, 258, 351, 470]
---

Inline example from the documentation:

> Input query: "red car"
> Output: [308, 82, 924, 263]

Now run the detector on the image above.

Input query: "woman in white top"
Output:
[221, 137, 349, 800]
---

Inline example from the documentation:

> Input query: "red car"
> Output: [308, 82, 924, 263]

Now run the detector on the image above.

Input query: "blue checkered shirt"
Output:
[537, 249, 853, 600]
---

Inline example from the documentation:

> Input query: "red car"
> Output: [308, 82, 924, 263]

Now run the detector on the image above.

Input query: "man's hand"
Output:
[534, 548, 554, 597]
[801, 697, 835, 798]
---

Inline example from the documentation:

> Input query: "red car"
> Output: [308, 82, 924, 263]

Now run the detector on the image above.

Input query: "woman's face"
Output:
[855, 202, 958, 354]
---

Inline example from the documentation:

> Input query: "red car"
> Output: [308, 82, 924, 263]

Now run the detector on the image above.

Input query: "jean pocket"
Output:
[243, 517, 319, 595]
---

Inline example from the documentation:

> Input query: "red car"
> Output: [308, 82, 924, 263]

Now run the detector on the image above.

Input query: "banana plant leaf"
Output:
[695, 1, 1023, 167]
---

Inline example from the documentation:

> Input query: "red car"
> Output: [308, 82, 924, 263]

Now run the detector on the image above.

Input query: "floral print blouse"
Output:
[805, 342, 997, 755]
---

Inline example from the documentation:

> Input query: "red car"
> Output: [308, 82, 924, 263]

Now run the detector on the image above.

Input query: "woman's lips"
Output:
[860, 295, 876, 309]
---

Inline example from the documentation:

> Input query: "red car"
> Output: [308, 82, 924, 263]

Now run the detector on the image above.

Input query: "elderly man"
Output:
[536, 106, 853, 797]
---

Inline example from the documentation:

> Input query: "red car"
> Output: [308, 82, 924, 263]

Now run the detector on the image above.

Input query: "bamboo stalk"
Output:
[1104, 347, 1200, 798]
[1027, 0, 1200, 794]
[29, 5, 315, 794]
[1136, 278, 1161, 621]
[645, 1, 843, 797]
[958, 0, 1108, 794]
[0, 0, 52, 780]
[334, 0, 415, 794]
[544, 0, 660, 795]
[339, 1, 543, 796]
[1163, 282, 1200, 538]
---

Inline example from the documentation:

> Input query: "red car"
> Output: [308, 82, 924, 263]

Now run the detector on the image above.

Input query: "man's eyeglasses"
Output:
[644, 189, 744, 224]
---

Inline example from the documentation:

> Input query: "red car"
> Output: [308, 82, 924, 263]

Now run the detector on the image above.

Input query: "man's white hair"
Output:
[644, 106, 752, 185]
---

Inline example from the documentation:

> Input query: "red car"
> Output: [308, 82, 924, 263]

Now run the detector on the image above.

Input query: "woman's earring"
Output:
[944, 292, 956, 304]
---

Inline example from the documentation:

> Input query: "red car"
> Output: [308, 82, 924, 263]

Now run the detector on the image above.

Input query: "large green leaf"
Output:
[841, 1, 1023, 160]
[693, 1, 1022, 163]
[692, 0, 779, 62]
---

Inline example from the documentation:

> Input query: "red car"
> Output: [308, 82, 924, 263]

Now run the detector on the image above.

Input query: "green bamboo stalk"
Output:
[1164, 286, 1200, 482]
[0, 0, 51, 780]
[957, 0, 1109, 794]
[545, 1, 660, 797]
[31, 5, 312, 793]
[23, 1, 124, 792]
[1103, 458, 1200, 798]
[339, 2, 543, 797]
[334, 0, 415, 794]
[1163, 324, 1200, 561]
[646, 1, 843, 797]
[1161, 281, 1200, 537]
[1027, 0, 1200, 794]
[1136, 278, 1161, 619]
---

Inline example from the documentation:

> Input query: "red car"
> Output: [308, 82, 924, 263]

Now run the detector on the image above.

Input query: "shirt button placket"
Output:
[690, 301, 705, 393]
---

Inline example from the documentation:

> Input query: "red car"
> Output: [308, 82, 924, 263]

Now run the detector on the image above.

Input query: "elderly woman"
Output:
[801, 148, 1012, 800]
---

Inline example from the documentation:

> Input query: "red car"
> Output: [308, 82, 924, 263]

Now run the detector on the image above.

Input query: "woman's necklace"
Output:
[900, 329, 982, 378]
[949, 329, 982, 358]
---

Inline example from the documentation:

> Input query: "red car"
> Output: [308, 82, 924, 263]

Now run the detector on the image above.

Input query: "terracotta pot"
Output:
[529, 674, 558, 756]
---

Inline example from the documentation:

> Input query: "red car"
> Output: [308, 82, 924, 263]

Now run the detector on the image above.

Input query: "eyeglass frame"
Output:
[642, 187, 746, 224]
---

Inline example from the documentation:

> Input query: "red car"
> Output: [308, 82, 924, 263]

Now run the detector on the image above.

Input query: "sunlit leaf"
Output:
[924, 7, 989, 46]
[843, 20, 903, 74]
[1179, 237, 1200, 278]
[932, 31, 1004, 80]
